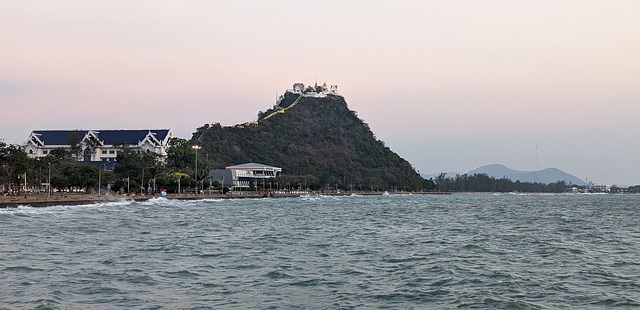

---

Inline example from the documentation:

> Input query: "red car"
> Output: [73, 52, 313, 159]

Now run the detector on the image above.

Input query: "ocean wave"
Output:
[0, 199, 134, 216]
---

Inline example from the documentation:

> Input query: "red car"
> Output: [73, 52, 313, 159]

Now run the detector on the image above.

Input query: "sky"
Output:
[1, 1, 639, 186]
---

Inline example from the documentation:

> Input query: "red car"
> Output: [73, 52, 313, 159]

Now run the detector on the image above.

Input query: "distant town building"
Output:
[210, 162, 282, 190]
[23, 129, 173, 165]
[569, 180, 612, 193]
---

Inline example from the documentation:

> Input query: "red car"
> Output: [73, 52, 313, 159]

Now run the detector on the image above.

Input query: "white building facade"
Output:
[210, 163, 282, 190]
[24, 129, 173, 162]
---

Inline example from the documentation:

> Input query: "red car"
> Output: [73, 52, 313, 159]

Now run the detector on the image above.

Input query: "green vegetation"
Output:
[0, 140, 101, 195]
[433, 173, 571, 193]
[3, 137, 640, 194]
[0, 141, 33, 193]
[3, 92, 429, 194]
[193, 92, 431, 192]
[0, 138, 208, 195]
[110, 138, 211, 194]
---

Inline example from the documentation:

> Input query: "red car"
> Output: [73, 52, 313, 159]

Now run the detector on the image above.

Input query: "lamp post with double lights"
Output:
[192, 144, 201, 194]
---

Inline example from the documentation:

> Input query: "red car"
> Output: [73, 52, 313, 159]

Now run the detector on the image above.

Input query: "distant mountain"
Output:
[468, 164, 585, 185]
[423, 164, 585, 185]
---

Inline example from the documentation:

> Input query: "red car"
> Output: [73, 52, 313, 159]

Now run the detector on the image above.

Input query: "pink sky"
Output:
[2, 1, 639, 185]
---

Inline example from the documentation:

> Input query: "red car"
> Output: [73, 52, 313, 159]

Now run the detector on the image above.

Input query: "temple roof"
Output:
[30, 129, 171, 146]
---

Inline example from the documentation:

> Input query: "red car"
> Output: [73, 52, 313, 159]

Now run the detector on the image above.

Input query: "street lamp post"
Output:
[141, 167, 153, 195]
[98, 164, 102, 196]
[192, 145, 201, 194]
[48, 162, 51, 198]
[18, 172, 27, 196]
[124, 177, 130, 194]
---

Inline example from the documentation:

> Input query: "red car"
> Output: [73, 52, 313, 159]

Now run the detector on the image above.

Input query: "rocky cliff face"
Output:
[193, 92, 426, 191]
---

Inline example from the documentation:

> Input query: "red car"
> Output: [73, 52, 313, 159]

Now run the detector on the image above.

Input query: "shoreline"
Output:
[0, 191, 452, 208]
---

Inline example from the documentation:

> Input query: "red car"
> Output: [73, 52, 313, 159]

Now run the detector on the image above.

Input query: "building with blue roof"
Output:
[24, 129, 173, 164]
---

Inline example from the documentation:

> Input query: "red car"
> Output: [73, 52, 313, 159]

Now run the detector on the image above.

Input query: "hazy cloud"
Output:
[0, 82, 22, 96]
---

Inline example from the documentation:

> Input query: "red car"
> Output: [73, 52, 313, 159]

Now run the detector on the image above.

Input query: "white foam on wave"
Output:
[509, 192, 531, 196]
[137, 197, 171, 206]
[0, 198, 135, 216]
[298, 194, 345, 202]
[137, 197, 226, 208]
[1, 196, 229, 216]
[95, 198, 136, 207]
[321, 195, 344, 200]
[298, 194, 320, 201]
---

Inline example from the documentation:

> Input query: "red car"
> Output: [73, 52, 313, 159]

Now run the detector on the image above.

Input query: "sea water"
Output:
[1, 193, 639, 309]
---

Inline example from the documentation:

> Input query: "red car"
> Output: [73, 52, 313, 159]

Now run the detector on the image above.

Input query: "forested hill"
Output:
[192, 92, 428, 191]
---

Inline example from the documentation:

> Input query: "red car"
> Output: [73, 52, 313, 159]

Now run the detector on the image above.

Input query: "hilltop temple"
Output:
[284, 81, 338, 98]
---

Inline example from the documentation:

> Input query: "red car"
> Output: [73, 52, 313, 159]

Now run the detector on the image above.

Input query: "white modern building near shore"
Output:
[210, 163, 282, 190]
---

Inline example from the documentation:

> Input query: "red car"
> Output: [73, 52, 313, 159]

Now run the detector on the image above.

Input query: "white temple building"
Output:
[285, 81, 339, 98]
